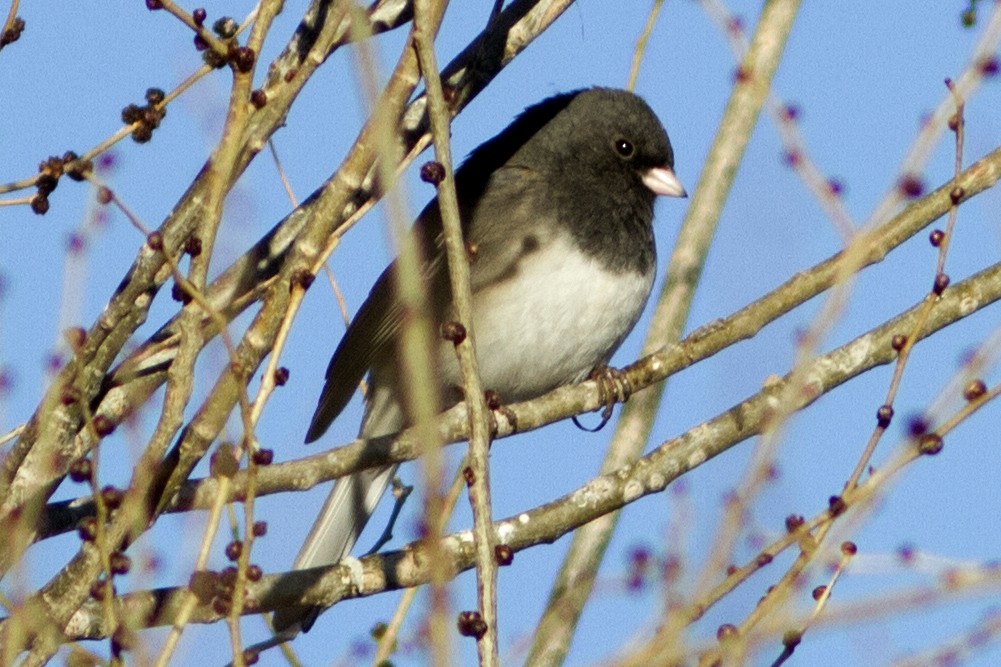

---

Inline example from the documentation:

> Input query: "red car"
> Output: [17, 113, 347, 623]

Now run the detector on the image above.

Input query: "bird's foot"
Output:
[572, 364, 633, 432]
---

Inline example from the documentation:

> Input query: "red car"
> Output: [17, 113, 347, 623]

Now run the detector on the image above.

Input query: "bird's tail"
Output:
[272, 384, 403, 633]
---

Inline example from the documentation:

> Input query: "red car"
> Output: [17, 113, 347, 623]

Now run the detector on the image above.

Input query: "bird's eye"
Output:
[615, 139, 635, 158]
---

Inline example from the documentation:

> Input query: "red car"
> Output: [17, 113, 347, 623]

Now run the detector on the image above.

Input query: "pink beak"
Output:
[642, 166, 687, 198]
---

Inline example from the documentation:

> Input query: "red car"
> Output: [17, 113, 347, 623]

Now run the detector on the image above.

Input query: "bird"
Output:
[275, 87, 686, 633]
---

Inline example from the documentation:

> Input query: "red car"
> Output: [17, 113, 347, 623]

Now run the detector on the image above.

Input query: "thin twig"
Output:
[414, 1, 499, 664]
[625, 0, 664, 92]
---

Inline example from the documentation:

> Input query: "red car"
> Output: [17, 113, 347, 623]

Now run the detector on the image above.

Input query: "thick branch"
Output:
[37, 258, 1001, 646]
[33, 144, 1001, 541]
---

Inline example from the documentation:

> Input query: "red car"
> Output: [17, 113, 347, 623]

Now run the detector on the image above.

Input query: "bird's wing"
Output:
[463, 165, 549, 290]
[304, 201, 452, 443]
[304, 166, 542, 443]
[304, 261, 400, 442]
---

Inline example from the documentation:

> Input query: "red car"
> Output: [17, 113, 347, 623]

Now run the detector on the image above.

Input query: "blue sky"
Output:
[3, 1, 1001, 665]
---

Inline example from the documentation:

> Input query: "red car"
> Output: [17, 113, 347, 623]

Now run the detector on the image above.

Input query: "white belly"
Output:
[438, 235, 654, 402]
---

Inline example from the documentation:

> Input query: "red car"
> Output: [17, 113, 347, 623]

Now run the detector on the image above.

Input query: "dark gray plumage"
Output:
[276, 87, 685, 633]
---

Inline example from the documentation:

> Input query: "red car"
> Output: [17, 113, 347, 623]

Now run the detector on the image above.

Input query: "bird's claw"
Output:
[572, 364, 632, 432]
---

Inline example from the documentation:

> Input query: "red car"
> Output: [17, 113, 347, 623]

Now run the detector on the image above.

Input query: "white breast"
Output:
[438, 234, 654, 402]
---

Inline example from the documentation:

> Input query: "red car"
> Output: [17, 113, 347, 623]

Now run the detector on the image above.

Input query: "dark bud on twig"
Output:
[225, 540, 243, 561]
[64, 152, 93, 181]
[717, 624, 739, 641]
[69, 458, 93, 483]
[876, 404, 894, 428]
[90, 579, 111, 600]
[370, 622, 387, 640]
[101, 485, 124, 510]
[203, 48, 227, 69]
[457, 610, 488, 639]
[918, 433, 944, 455]
[61, 385, 82, 406]
[784, 514, 804, 532]
[36, 156, 61, 181]
[30, 194, 48, 215]
[907, 415, 929, 437]
[231, 46, 255, 74]
[121, 94, 167, 144]
[220, 565, 239, 588]
[891, 334, 907, 351]
[121, 104, 143, 124]
[142, 106, 164, 129]
[827, 495, 847, 516]
[420, 161, 446, 185]
[273, 367, 289, 386]
[495, 544, 514, 566]
[171, 281, 192, 304]
[252, 521, 267, 537]
[212, 17, 238, 38]
[93, 414, 116, 437]
[77, 517, 98, 542]
[131, 124, 153, 143]
[440, 320, 466, 345]
[110, 551, 132, 575]
[978, 55, 999, 77]
[250, 89, 267, 109]
[782, 629, 802, 650]
[193, 8, 207, 26]
[897, 174, 924, 198]
[212, 597, 232, 616]
[251, 448, 273, 465]
[963, 379, 987, 401]
[0, 17, 25, 48]
[933, 272, 950, 296]
[929, 229, 944, 247]
[36, 173, 58, 196]
[841, 541, 858, 556]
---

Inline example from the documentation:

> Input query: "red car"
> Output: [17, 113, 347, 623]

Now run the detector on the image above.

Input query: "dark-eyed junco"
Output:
[276, 87, 685, 633]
